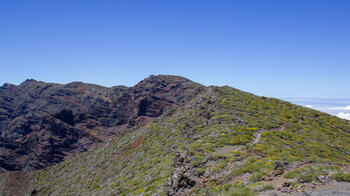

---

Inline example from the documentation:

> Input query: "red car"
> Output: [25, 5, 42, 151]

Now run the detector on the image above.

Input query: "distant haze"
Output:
[284, 98, 350, 120]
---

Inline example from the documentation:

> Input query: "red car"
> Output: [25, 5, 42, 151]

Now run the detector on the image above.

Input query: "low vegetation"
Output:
[284, 165, 340, 182]
[1, 85, 347, 195]
[333, 172, 350, 182]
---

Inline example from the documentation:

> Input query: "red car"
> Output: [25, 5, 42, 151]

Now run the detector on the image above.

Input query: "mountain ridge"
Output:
[0, 75, 350, 195]
[0, 75, 204, 171]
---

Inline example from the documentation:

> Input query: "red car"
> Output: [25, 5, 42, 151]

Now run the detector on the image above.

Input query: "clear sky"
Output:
[0, 0, 349, 98]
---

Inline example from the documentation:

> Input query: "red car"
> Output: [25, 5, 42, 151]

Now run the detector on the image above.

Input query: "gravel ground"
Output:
[301, 182, 350, 196]
[260, 182, 350, 196]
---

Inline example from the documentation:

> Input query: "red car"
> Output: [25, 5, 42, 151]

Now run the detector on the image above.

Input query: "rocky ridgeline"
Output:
[0, 75, 204, 171]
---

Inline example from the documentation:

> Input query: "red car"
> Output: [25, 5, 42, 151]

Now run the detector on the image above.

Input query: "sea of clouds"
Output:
[283, 98, 350, 120]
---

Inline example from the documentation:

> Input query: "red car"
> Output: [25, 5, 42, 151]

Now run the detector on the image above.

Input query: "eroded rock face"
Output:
[0, 75, 205, 171]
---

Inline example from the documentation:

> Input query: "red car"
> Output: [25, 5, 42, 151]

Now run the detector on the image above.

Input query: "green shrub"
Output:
[196, 168, 205, 176]
[333, 172, 350, 182]
[219, 181, 256, 196]
[263, 184, 275, 191]
[284, 165, 340, 183]
[222, 183, 233, 191]
[297, 173, 316, 183]
[249, 182, 274, 192]
[249, 171, 268, 182]
[208, 153, 226, 161]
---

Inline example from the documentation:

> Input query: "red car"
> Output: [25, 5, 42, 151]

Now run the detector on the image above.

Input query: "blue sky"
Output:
[285, 98, 350, 120]
[0, 0, 349, 98]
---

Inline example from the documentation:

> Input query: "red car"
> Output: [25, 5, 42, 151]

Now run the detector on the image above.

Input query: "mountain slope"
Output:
[0, 75, 204, 171]
[17, 84, 350, 195]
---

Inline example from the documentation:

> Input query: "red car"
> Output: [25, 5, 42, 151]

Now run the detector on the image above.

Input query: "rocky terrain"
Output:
[0, 75, 350, 195]
[0, 75, 204, 171]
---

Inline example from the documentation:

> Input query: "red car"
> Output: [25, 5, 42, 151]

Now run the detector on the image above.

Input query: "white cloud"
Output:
[336, 112, 350, 120]
[286, 98, 309, 101]
[330, 105, 350, 111]
[305, 105, 313, 108]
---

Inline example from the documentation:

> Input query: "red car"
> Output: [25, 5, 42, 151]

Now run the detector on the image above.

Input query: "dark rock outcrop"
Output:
[167, 153, 197, 196]
[0, 75, 205, 171]
[166, 152, 209, 196]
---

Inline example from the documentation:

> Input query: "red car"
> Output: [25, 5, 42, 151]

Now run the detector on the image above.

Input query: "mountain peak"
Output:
[1, 76, 350, 196]
[0, 75, 204, 171]
[21, 79, 38, 84]
[136, 75, 199, 86]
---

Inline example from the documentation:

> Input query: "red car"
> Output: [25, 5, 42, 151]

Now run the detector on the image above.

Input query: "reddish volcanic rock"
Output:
[0, 75, 205, 171]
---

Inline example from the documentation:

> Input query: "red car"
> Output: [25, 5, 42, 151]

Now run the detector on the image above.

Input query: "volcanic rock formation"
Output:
[0, 75, 204, 171]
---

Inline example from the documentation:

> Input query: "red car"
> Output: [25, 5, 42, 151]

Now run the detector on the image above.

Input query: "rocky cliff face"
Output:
[0, 75, 204, 171]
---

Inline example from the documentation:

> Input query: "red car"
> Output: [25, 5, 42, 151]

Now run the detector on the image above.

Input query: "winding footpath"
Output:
[215, 125, 287, 155]
[233, 124, 286, 151]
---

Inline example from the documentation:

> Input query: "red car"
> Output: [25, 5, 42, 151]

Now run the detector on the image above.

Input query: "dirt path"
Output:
[251, 124, 286, 147]
[221, 124, 350, 195]
[280, 125, 285, 132]
[215, 125, 285, 154]
[251, 131, 262, 146]
[231, 130, 264, 152]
